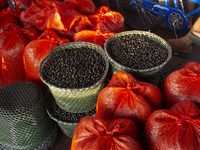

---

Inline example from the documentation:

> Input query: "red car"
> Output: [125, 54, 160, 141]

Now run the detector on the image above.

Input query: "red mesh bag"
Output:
[143, 100, 200, 150]
[163, 61, 200, 108]
[0, 0, 8, 12]
[4, 23, 41, 41]
[14, 0, 41, 11]
[56, 8, 93, 39]
[88, 6, 125, 33]
[17, 27, 41, 41]
[96, 71, 162, 130]
[71, 116, 143, 150]
[20, 0, 73, 31]
[0, 7, 20, 33]
[90, 22, 112, 31]
[72, 29, 115, 48]
[23, 29, 71, 93]
[0, 24, 30, 87]
[63, 0, 96, 15]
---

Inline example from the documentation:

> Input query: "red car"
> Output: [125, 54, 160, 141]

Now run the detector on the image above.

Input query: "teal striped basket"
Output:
[0, 82, 58, 150]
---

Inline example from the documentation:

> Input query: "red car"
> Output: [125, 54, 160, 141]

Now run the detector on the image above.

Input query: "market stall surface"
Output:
[49, 25, 200, 150]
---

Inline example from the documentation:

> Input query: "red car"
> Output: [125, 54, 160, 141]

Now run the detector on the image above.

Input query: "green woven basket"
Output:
[47, 110, 78, 139]
[39, 42, 109, 113]
[45, 91, 96, 139]
[0, 124, 58, 150]
[0, 82, 57, 150]
[104, 30, 172, 86]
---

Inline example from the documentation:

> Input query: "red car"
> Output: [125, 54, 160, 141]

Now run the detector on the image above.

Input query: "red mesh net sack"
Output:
[4, 23, 41, 41]
[96, 71, 162, 130]
[0, 0, 8, 12]
[143, 100, 200, 150]
[71, 116, 143, 150]
[23, 29, 71, 93]
[0, 7, 20, 33]
[90, 22, 112, 31]
[14, 0, 42, 11]
[88, 6, 125, 33]
[163, 61, 200, 108]
[17, 26, 41, 41]
[56, 8, 93, 39]
[20, 0, 73, 31]
[63, 0, 96, 15]
[72, 29, 115, 48]
[0, 24, 30, 87]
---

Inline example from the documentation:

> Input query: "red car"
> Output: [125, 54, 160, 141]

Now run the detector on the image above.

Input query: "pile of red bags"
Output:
[2, 1, 200, 150]
[72, 62, 200, 150]
[0, 0, 125, 91]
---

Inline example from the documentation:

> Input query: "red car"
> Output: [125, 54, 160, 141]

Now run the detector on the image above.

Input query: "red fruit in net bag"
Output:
[143, 100, 200, 150]
[0, 25, 30, 87]
[71, 116, 143, 150]
[0, 0, 8, 12]
[88, 6, 125, 33]
[90, 22, 112, 31]
[4, 23, 41, 41]
[163, 61, 200, 108]
[20, 0, 73, 31]
[0, 7, 20, 33]
[63, 0, 96, 15]
[56, 8, 93, 39]
[96, 71, 162, 130]
[72, 29, 115, 48]
[14, 0, 41, 11]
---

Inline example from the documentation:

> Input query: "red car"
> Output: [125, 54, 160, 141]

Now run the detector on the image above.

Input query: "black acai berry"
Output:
[47, 92, 95, 123]
[107, 34, 168, 70]
[42, 47, 106, 89]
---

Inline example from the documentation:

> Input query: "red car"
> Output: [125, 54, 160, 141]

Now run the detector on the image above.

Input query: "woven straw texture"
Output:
[104, 30, 172, 86]
[39, 42, 109, 113]
[45, 91, 96, 138]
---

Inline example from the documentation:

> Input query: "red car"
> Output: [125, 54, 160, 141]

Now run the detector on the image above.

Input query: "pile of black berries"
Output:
[41, 47, 106, 89]
[106, 34, 168, 69]
[46, 92, 95, 123]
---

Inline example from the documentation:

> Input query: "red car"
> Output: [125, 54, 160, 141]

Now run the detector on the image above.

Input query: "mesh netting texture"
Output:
[0, 82, 58, 150]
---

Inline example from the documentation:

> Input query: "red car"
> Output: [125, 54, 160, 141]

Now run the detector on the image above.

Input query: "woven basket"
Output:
[47, 111, 78, 139]
[0, 82, 57, 150]
[39, 42, 109, 113]
[104, 30, 172, 86]
[0, 124, 58, 150]
[45, 91, 96, 138]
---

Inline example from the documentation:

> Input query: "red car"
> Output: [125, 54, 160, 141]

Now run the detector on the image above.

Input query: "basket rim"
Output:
[104, 30, 172, 73]
[38, 42, 109, 92]
[46, 108, 78, 125]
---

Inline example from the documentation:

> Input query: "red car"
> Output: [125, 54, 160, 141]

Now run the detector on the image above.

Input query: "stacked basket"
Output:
[104, 30, 172, 87]
[39, 42, 110, 138]
[0, 82, 58, 150]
